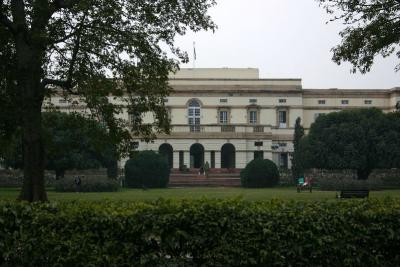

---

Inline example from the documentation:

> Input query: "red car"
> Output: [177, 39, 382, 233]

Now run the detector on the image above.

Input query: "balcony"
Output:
[221, 125, 235, 132]
[161, 124, 272, 139]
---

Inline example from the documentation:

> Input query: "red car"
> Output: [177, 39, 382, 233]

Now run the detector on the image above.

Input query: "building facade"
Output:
[52, 68, 400, 170]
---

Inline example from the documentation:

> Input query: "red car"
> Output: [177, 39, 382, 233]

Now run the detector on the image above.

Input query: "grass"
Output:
[1, 187, 400, 202]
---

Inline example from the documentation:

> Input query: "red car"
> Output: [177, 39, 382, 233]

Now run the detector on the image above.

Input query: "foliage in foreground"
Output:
[124, 151, 170, 188]
[1, 199, 400, 266]
[54, 176, 119, 192]
[241, 159, 280, 188]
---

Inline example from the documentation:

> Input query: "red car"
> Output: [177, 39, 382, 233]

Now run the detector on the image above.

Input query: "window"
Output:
[219, 110, 228, 124]
[131, 141, 139, 149]
[249, 99, 257, 104]
[341, 100, 349, 105]
[279, 153, 288, 169]
[364, 100, 372, 105]
[254, 141, 263, 147]
[219, 98, 228, 103]
[188, 99, 201, 132]
[318, 100, 326, 105]
[278, 110, 287, 128]
[58, 99, 67, 104]
[249, 110, 258, 124]
[279, 99, 287, 103]
[163, 98, 169, 103]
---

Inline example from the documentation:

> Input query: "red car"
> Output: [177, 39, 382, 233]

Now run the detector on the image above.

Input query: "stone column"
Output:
[204, 151, 211, 166]
[215, 151, 221, 168]
[184, 151, 190, 168]
[173, 151, 180, 169]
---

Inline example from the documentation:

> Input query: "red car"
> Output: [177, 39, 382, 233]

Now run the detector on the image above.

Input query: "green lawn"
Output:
[2, 187, 400, 202]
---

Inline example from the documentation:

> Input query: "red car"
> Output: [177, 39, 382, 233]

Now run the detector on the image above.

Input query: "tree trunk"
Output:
[18, 92, 47, 202]
[16, 46, 47, 202]
[356, 168, 372, 180]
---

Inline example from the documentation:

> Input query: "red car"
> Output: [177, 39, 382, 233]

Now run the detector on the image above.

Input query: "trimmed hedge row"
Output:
[1, 199, 400, 266]
[54, 176, 120, 192]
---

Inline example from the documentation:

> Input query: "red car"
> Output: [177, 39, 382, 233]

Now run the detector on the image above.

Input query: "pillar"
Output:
[215, 151, 221, 168]
[173, 151, 180, 169]
[204, 151, 211, 166]
[184, 151, 190, 168]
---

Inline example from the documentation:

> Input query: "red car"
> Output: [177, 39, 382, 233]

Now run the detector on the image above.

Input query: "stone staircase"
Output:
[169, 169, 242, 187]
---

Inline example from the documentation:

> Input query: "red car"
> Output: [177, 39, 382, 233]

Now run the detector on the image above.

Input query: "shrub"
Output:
[1, 199, 400, 266]
[54, 176, 120, 192]
[241, 159, 280, 187]
[124, 150, 170, 188]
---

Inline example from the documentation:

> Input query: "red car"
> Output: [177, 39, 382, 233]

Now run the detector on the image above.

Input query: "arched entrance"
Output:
[221, 143, 236, 168]
[190, 143, 204, 168]
[159, 143, 173, 169]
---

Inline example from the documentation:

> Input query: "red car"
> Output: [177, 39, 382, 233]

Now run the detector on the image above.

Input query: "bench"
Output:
[338, 189, 369, 199]
[297, 177, 312, 193]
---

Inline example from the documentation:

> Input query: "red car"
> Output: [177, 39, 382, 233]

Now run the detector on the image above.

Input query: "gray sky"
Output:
[175, 0, 399, 89]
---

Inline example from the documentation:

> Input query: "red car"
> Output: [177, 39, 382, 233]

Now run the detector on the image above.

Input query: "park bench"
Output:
[338, 189, 369, 199]
[297, 177, 312, 193]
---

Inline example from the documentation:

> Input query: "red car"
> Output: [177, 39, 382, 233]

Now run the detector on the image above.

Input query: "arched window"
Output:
[188, 99, 201, 132]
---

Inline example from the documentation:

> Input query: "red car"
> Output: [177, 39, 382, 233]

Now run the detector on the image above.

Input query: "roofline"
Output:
[169, 78, 302, 82]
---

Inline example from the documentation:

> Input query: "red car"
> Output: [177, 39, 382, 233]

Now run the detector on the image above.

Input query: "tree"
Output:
[291, 117, 305, 182]
[43, 112, 118, 179]
[1, 111, 122, 179]
[317, 0, 400, 73]
[0, 1, 216, 201]
[301, 108, 400, 180]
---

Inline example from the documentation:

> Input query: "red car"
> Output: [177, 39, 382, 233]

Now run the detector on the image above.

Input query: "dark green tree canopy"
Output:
[0, 0, 216, 201]
[302, 108, 400, 179]
[1, 111, 120, 178]
[291, 117, 305, 182]
[317, 0, 400, 73]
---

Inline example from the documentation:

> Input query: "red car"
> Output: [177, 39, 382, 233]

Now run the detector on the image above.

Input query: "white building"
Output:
[52, 68, 400, 170]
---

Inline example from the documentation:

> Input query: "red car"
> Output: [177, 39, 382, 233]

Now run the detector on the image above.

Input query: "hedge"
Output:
[1, 199, 400, 266]
[241, 159, 280, 187]
[54, 176, 120, 192]
[124, 150, 170, 188]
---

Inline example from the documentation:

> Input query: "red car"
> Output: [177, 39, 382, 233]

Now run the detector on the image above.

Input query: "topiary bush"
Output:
[241, 159, 280, 188]
[124, 150, 170, 188]
[54, 176, 120, 192]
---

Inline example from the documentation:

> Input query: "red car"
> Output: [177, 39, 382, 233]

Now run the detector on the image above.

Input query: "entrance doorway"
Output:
[159, 143, 173, 169]
[221, 143, 236, 168]
[190, 143, 204, 168]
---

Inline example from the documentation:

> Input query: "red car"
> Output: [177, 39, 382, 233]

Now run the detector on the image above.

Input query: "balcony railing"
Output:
[172, 124, 271, 134]
[253, 126, 264, 133]
[221, 125, 235, 132]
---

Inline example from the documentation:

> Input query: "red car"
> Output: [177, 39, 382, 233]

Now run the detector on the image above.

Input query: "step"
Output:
[169, 181, 241, 187]
[168, 177, 242, 187]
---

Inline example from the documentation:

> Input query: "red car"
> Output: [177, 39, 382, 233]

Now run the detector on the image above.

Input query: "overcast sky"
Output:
[174, 0, 399, 89]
